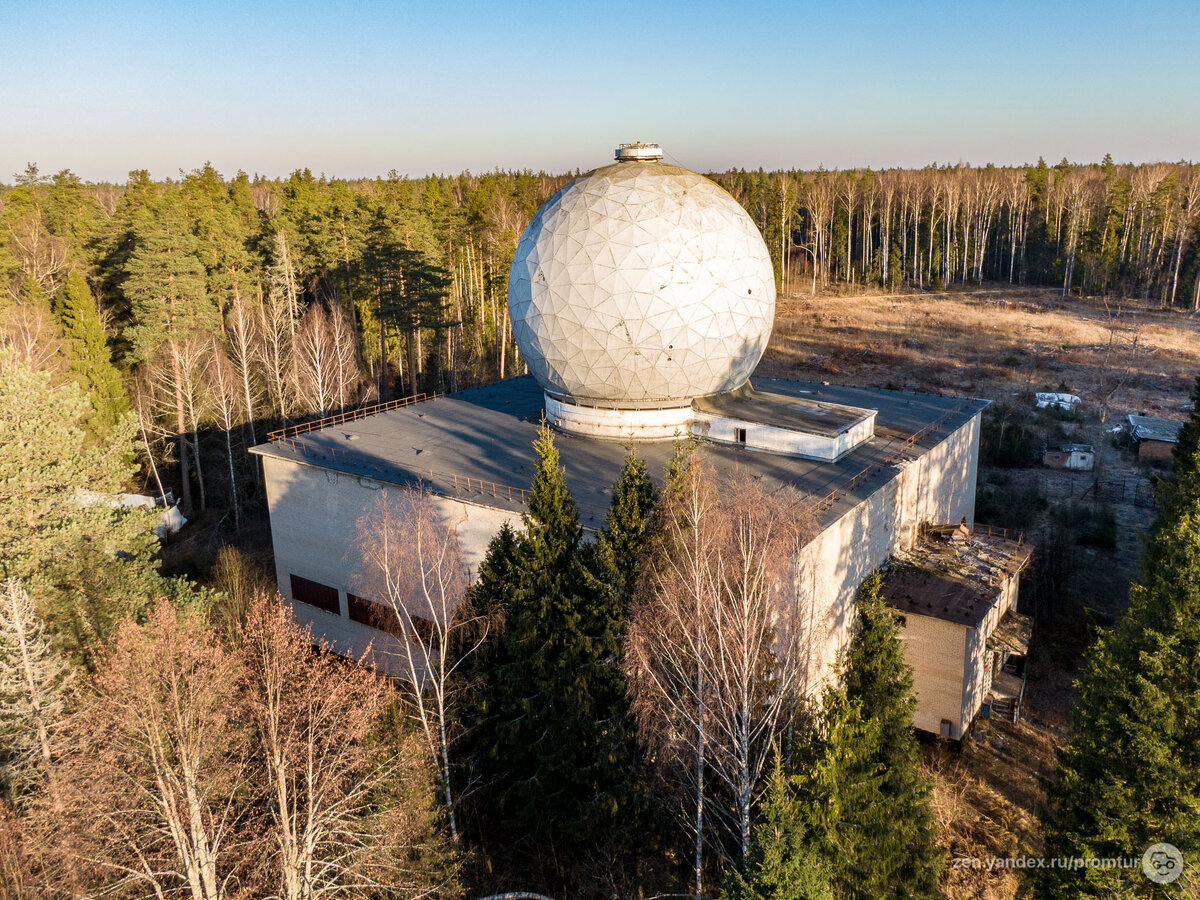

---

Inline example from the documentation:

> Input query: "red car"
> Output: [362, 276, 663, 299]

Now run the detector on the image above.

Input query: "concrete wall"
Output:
[692, 410, 876, 461]
[794, 410, 982, 692]
[898, 613, 968, 738]
[545, 393, 693, 440]
[261, 455, 521, 678]
[894, 568, 1020, 742]
[960, 572, 1020, 734]
[261, 407, 982, 692]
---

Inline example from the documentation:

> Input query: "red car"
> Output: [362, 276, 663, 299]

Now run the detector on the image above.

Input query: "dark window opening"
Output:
[347, 594, 438, 647]
[347, 593, 405, 639]
[734, 427, 747, 444]
[289, 575, 339, 615]
[409, 614, 440, 648]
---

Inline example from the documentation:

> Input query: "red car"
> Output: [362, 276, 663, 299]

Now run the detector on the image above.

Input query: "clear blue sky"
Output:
[3, 0, 1197, 183]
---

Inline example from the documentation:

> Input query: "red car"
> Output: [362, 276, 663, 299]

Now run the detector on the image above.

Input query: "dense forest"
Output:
[2, 156, 1197, 521]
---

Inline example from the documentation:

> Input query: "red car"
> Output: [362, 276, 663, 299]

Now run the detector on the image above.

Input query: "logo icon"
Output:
[1142, 842, 1184, 884]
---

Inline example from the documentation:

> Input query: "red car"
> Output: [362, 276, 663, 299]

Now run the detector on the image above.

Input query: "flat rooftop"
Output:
[250, 374, 987, 529]
[880, 528, 1032, 627]
[692, 383, 873, 437]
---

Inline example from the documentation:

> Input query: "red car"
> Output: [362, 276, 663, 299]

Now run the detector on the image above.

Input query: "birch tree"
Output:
[205, 341, 244, 533]
[240, 593, 445, 899]
[354, 489, 478, 844]
[42, 601, 252, 900]
[0, 579, 70, 798]
[627, 458, 817, 891]
[627, 454, 723, 898]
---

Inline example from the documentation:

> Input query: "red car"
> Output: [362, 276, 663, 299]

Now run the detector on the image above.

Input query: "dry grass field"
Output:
[764, 286, 1200, 899]
[761, 286, 1200, 417]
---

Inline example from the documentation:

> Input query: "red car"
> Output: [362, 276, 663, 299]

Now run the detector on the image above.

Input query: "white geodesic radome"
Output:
[508, 146, 775, 407]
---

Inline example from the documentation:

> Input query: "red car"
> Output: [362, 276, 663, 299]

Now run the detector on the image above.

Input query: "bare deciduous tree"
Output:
[224, 294, 261, 447]
[206, 341, 243, 533]
[0, 579, 70, 796]
[240, 592, 441, 899]
[626, 460, 817, 894]
[355, 490, 481, 844]
[0, 303, 63, 374]
[41, 601, 251, 900]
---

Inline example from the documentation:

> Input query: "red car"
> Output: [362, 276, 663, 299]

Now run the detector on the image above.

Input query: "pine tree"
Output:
[0, 350, 196, 665]
[789, 575, 941, 900]
[595, 444, 658, 612]
[53, 270, 128, 437]
[1036, 494, 1200, 898]
[122, 193, 220, 512]
[722, 761, 834, 900]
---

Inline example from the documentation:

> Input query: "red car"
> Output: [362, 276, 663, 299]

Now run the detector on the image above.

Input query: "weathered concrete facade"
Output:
[256, 380, 984, 695]
[261, 454, 520, 678]
[881, 529, 1029, 740]
[794, 411, 981, 690]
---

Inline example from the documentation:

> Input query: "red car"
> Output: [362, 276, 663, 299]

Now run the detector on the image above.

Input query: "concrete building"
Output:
[252, 377, 985, 682]
[251, 142, 992, 700]
[879, 524, 1032, 740]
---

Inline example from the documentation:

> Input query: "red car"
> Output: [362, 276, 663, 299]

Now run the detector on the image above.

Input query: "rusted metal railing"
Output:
[266, 392, 443, 442]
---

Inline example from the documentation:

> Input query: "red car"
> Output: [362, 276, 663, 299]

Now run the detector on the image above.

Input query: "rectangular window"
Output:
[289, 574, 339, 615]
[347, 594, 440, 647]
[409, 614, 440, 649]
[734, 427, 747, 444]
[347, 593, 405, 639]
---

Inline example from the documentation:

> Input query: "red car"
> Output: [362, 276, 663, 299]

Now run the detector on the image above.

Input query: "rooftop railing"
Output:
[807, 401, 973, 517]
[266, 392, 443, 442]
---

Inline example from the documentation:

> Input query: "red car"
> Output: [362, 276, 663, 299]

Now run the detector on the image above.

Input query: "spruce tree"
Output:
[53, 270, 128, 437]
[722, 761, 834, 900]
[460, 426, 644, 883]
[595, 445, 658, 612]
[1163, 373, 1200, 516]
[1036, 494, 1200, 897]
[841, 573, 942, 895]
[790, 575, 942, 900]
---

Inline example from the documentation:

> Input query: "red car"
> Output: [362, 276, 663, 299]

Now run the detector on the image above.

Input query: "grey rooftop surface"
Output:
[692, 383, 873, 437]
[1128, 414, 1184, 444]
[250, 374, 987, 529]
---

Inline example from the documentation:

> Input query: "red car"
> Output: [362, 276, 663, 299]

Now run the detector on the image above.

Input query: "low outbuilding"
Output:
[1128, 414, 1183, 461]
[880, 524, 1033, 741]
[1043, 443, 1095, 471]
[1035, 392, 1081, 412]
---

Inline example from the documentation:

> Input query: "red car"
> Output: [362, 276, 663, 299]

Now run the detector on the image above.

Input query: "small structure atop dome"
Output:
[615, 141, 663, 161]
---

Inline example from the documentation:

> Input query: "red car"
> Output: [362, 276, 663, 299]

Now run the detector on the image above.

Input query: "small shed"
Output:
[1043, 443, 1094, 471]
[1128, 415, 1183, 461]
